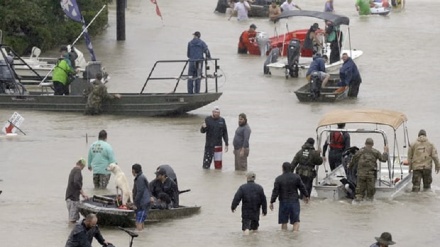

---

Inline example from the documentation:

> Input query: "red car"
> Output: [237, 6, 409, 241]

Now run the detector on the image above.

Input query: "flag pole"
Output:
[39, 4, 107, 85]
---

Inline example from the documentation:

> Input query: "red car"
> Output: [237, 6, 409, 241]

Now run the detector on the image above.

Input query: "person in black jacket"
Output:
[231, 171, 267, 235]
[65, 159, 88, 223]
[149, 167, 179, 209]
[270, 162, 309, 231]
[291, 138, 323, 198]
[65, 214, 112, 247]
[200, 106, 229, 169]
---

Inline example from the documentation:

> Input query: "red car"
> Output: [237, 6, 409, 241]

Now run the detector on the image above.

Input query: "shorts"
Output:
[135, 209, 148, 223]
[242, 219, 259, 231]
[308, 71, 328, 81]
[278, 201, 300, 224]
[66, 199, 80, 222]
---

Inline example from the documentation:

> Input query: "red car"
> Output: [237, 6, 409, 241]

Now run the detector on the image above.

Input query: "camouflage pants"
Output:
[355, 175, 375, 200]
[93, 174, 111, 189]
[412, 169, 432, 192]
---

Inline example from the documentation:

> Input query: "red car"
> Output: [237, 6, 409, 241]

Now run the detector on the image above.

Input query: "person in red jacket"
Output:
[238, 24, 258, 54]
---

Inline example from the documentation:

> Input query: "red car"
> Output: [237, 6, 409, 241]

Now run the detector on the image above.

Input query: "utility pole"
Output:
[116, 0, 126, 40]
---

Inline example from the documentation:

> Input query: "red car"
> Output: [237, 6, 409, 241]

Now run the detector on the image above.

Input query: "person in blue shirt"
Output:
[187, 31, 211, 94]
[306, 54, 330, 87]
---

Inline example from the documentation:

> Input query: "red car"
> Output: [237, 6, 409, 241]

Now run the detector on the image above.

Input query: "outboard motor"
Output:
[263, 47, 280, 75]
[340, 146, 359, 199]
[256, 32, 270, 57]
[309, 71, 322, 100]
[286, 39, 300, 78]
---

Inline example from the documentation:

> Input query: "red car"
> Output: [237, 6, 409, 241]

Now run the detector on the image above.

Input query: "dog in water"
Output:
[106, 163, 133, 208]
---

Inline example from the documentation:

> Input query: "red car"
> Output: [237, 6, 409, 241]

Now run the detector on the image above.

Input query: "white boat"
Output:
[314, 109, 413, 200]
[264, 10, 363, 78]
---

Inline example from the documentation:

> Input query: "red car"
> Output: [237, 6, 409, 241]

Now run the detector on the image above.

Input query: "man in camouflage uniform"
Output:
[85, 76, 120, 115]
[408, 129, 440, 192]
[351, 138, 388, 201]
[291, 138, 323, 198]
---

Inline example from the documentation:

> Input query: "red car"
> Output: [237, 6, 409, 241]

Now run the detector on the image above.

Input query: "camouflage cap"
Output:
[365, 138, 374, 146]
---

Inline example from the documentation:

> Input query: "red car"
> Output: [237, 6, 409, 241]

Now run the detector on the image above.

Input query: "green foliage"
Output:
[0, 0, 110, 55]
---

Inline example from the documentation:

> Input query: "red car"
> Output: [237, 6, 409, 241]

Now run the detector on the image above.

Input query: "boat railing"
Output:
[140, 58, 221, 94]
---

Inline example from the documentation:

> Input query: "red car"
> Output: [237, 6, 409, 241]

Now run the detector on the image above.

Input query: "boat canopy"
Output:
[317, 109, 408, 130]
[274, 10, 350, 26]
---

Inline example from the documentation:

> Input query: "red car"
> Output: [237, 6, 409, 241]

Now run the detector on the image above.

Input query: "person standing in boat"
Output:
[132, 164, 151, 231]
[53, 45, 77, 95]
[325, 20, 343, 64]
[280, 0, 302, 11]
[233, 113, 251, 171]
[291, 138, 323, 198]
[231, 171, 267, 235]
[65, 158, 88, 224]
[201, 106, 229, 169]
[270, 162, 309, 232]
[322, 123, 351, 171]
[351, 138, 388, 202]
[339, 52, 362, 97]
[237, 24, 258, 54]
[303, 23, 323, 55]
[407, 129, 440, 192]
[87, 130, 117, 189]
[187, 31, 211, 94]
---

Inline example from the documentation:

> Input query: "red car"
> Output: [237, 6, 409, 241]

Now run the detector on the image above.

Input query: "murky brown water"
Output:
[1, 0, 440, 246]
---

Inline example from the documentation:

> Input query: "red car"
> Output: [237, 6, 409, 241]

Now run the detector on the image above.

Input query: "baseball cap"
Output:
[78, 158, 86, 166]
[155, 167, 167, 176]
[213, 106, 220, 112]
[246, 171, 256, 181]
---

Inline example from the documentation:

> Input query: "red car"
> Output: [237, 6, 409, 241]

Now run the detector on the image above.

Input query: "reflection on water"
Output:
[1, 0, 440, 246]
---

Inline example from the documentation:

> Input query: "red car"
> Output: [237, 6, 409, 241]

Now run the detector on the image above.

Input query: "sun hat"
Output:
[375, 232, 396, 245]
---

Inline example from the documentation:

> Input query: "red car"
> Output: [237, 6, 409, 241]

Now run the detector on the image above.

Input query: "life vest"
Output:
[330, 131, 345, 149]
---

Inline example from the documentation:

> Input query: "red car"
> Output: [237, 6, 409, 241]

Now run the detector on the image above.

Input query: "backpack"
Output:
[330, 131, 345, 149]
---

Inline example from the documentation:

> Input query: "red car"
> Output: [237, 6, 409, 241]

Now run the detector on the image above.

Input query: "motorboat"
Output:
[0, 44, 223, 117]
[294, 73, 348, 102]
[78, 195, 201, 227]
[313, 109, 413, 200]
[260, 10, 363, 78]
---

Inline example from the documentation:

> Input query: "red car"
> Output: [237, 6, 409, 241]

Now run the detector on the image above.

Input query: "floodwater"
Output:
[1, 0, 440, 246]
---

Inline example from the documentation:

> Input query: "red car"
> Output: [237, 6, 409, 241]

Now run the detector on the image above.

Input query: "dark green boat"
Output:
[78, 195, 201, 227]
[1, 44, 223, 116]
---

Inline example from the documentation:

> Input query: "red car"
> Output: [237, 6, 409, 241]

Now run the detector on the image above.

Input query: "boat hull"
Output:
[0, 92, 222, 116]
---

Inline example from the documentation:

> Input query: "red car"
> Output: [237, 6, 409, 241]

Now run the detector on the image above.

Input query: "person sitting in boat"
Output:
[238, 24, 258, 54]
[149, 167, 179, 209]
[53, 45, 78, 95]
[157, 164, 178, 190]
[303, 23, 323, 55]
[306, 54, 330, 87]
[84, 73, 121, 115]
[269, 2, 281, 21]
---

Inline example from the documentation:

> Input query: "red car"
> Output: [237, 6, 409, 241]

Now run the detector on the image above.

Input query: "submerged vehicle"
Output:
[314, 109, 412, 200]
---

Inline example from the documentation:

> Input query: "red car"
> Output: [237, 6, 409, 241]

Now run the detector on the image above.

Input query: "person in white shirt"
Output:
[280, 0, 302, 12]
[229, 0, 251, 21]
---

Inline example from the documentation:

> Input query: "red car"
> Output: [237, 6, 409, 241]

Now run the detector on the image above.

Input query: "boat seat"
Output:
[30, 47, 41, 59]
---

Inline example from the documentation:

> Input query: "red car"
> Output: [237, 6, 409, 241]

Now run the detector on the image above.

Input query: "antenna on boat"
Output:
[0, 30, 3, 45]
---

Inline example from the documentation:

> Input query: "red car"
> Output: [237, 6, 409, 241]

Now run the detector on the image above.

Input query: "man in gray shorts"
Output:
[65, 159, 89, 223]
[306, 54, 330, 87]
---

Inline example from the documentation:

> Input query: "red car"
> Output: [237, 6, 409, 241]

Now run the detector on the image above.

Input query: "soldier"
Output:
[291, 138, 323, 198]
[351, 138, 388, 201]
[407, 129, 440, 192]
[85, 75, 121, 115]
